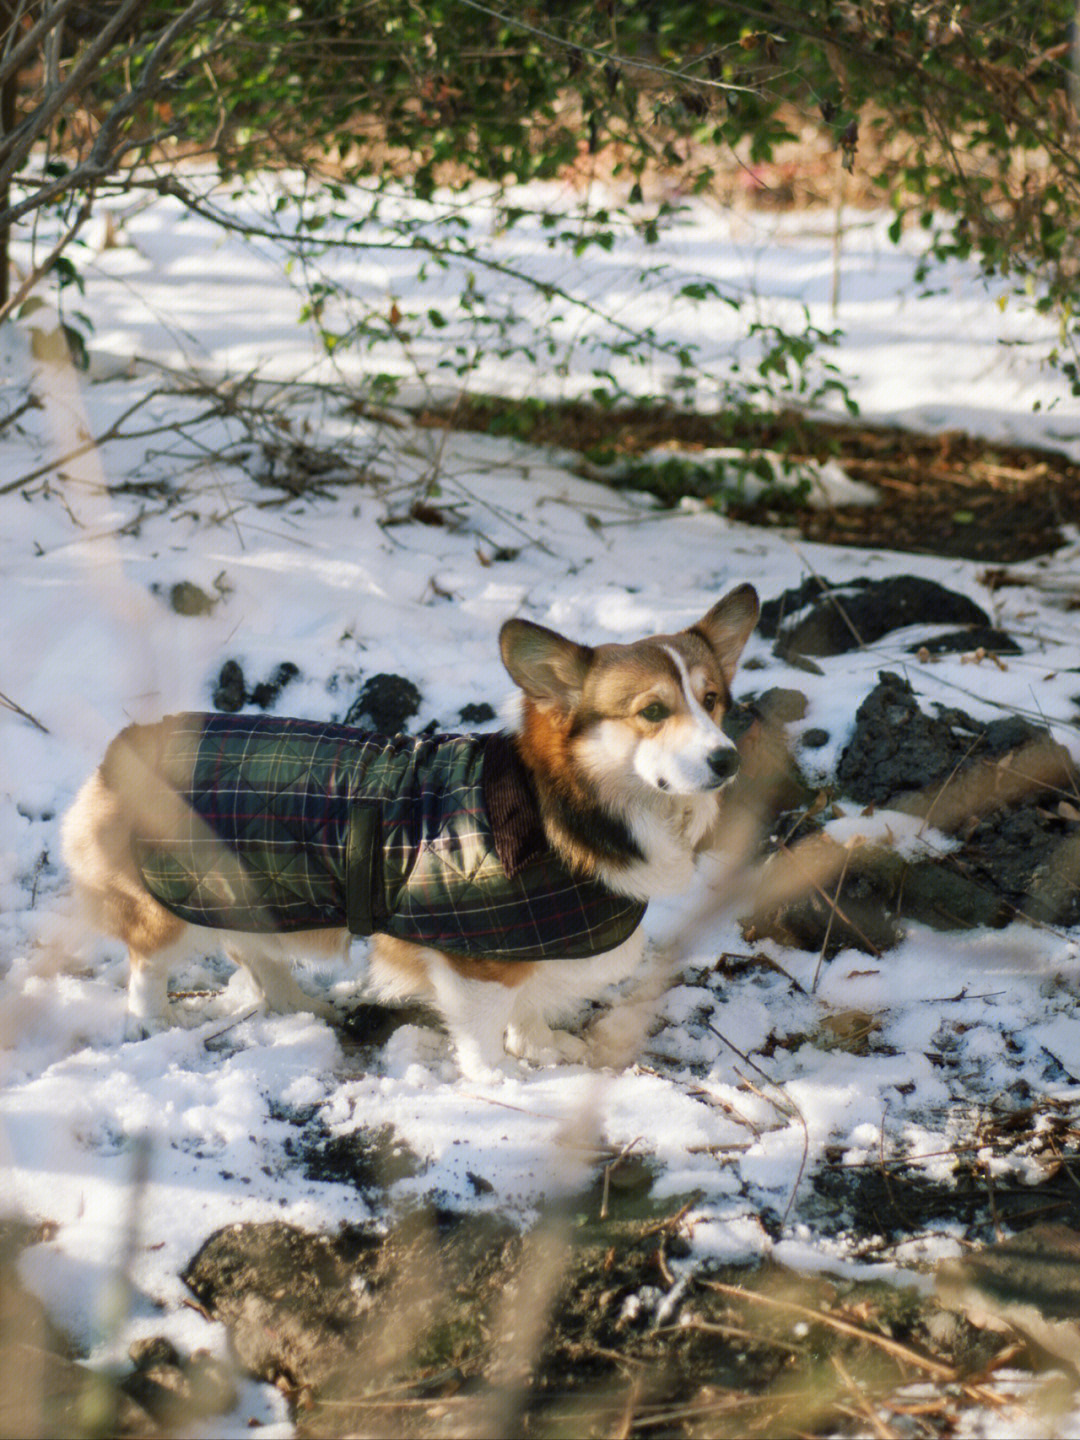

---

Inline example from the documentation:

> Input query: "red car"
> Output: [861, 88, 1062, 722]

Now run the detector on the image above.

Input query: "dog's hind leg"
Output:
[126, 938, 188, 1039]
[221, 931, 340, 1022]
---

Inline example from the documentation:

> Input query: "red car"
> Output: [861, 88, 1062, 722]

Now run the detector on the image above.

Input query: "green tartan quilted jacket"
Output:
[130, 713, 646, 961]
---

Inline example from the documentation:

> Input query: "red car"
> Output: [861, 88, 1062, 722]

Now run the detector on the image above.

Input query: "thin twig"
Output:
[812, 843, 851, 992]
[600, 1136, 643, 1221]
[452, 0, 763, 96]
[0, 387, 170, 496]
[782, 544, 867, 649]
[916, 731, 985, 838]
[0, 192, 95, 327]
[0, 689, 49, 733]
[653, 1318, 802, 1353]
[697, 1278, 958, 1382]
[200, 1006, 259, 1047]
[0, 393, 41, 434]
[706, 1020, 811, 1225]
[831, 1352, 901, 1439]
[777, 837, 884, 958]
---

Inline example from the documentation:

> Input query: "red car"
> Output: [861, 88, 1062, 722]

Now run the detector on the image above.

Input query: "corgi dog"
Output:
[61, 584, 759, 1080]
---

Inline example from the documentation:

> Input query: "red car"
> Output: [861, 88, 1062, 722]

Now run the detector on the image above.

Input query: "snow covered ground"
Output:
[4, 177, 1080, 1434]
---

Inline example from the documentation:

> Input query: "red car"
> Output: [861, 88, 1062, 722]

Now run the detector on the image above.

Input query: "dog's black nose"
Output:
[707, 747, 741, 784]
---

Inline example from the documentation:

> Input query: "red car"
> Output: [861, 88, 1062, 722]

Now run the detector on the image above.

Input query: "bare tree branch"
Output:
[0, 0, 226, 235]
[0, 0, 149, 186]
[0, 0, 81, 86]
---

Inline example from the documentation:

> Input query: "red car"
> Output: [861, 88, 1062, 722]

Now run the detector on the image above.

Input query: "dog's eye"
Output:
[639, 702, 669, 723]
[702, 692, 719, 713]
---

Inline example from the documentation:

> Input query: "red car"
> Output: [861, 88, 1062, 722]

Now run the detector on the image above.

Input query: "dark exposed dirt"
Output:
[179, 1202, 1024, 1439]
[414, 399, 1080, 563]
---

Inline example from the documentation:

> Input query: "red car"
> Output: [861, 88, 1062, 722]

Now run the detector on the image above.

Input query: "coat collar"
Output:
[481, 731, 548, 878]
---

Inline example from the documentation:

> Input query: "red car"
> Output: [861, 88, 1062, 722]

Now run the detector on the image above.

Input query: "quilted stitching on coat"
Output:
[131, 714, 646, 961]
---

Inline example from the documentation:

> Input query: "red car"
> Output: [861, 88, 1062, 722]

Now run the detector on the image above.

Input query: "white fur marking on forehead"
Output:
[662, 644, 717, 730]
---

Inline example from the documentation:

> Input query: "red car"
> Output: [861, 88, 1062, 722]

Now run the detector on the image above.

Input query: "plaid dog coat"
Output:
[129, 713, 646, 961]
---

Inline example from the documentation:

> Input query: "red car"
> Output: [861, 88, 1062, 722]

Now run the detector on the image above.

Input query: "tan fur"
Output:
[370, 934, 538, 990]
[62, 769, 187, 957]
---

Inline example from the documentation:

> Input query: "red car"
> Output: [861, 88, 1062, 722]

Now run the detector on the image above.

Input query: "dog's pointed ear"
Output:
[500, 618, 592, 710]
[691, 584, 760, 682]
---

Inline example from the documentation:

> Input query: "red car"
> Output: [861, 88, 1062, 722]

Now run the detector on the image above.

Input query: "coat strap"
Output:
[346, 804, 379, 935]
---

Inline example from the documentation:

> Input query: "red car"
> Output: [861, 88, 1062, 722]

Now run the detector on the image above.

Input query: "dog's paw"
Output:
[459, 1059, 520, 1085]
[454, 1044, 522, 1085]
[506, 1019, 586, 1067]
[123, 1012, 169, 1043]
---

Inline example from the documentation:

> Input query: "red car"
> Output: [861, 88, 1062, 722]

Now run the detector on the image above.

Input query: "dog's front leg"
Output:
[505, 994, 587, 1066]
[425, 953, 520, 1082]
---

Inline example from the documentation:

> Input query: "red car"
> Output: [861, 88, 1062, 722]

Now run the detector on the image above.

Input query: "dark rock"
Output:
[938, 1223, 1080, 1329]
[250, 661, 300, 710]
[344, 673, 422, 733]
[122, 1343, 237, 1425]
[907, 626, 1021, 656]
[886, 857, 1009, 931]
[121, 1360, 191, 1423]
[756, 687, 809, 724]
[604, 1154, 656, 1195]
[982, 715, 1042, 756]
[801, 728, 830, 749]
[758, 575, 838, 639]
[170, 581, 217, 616]
[835, 671, 1055, 808]
[213, 659, 246, 713]
[786, 653, 826, 675]
[749, 665, 1080, 954]
[959, 805, 1080, 927]
[744, 861, 903, 958]
[182, 1222, 374, 1390]
[743, 841, 1010, 958]
[763, 575, 989, 660]
[129, 1335, 180, 1370]
[338, 1001, 424, 1047]
[458, 701, 497, 725]
[937, 1223, 1080, 1373]
[837, 671, 963, 805]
